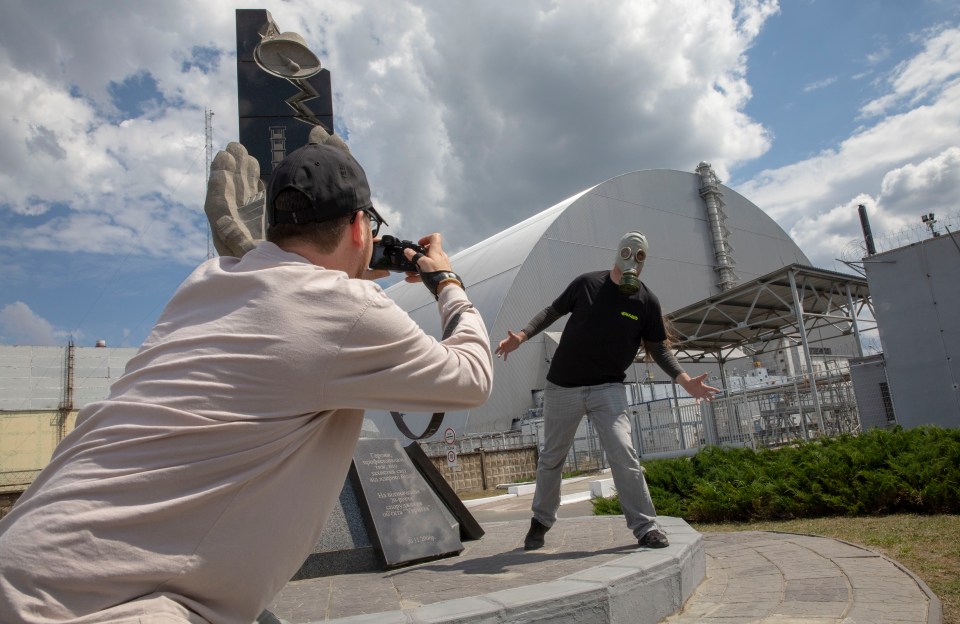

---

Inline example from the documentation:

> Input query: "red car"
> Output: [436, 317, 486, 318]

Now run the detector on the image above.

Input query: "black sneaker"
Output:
[524, 518, 550, 551]
[638, 529, 669, 548]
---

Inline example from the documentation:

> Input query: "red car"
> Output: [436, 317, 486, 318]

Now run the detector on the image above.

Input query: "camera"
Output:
[369, 235, 427, 272]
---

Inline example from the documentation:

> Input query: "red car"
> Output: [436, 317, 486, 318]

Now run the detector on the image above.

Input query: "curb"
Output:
[311, 517, 704, 624]
[464, 472, 613, 509]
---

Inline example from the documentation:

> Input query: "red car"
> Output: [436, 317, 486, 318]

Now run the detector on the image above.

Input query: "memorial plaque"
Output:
[351, 438, 463, 568]
[405, 441, 485, 541]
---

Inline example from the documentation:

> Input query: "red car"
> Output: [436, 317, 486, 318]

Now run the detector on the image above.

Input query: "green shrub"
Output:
[591, 426, 960, 522]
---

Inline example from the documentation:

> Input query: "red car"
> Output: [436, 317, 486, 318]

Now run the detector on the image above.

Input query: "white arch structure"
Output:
[377, 168, 810, 436]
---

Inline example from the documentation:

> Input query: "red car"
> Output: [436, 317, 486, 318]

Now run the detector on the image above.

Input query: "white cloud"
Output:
[739, 26, 960, 268]
[0, 0, 955, 350]
[0, 302, 64, 346]
[0, 0, 781, 261]
[860, 26, 960, 118]
[788, 148, 960, 263]
[323, 0, 780, 245]
[0, 1, 237, 264]
[878, 146, 960, 214]
[803, 76, 837, 92]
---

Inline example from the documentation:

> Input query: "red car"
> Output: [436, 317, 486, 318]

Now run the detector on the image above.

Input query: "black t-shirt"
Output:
[546, 271, 667, 387]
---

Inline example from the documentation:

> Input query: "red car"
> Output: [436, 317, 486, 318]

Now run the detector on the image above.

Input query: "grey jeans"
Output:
[531, 381, 659, 539]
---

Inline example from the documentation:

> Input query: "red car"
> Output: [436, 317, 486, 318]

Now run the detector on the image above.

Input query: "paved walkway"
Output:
[265, 477, 941, 623]
[665, 531, 941, 624]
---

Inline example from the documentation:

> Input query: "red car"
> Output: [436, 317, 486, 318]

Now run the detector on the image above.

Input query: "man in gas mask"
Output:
[495, 231, 717, 550]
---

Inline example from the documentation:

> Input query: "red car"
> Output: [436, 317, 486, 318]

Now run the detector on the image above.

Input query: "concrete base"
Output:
[313, 517, 704, 624]
[589, 478, 616, 498]
[507, 483, 537, 496]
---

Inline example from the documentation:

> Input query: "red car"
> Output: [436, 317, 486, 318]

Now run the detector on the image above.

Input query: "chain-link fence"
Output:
[418, 431, 539, 457]
[0, 469, 40, 494]
[4, 363, 883, 495]
[502, 362, 875, 474]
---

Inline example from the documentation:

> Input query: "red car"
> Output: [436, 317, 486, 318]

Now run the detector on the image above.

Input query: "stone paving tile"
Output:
[266, 521, 934, 624]
[720, 560, 780, 576]
[785, 534, 874, 559]
[327, 575, 400, 619]
[722, 591, 783, 605]
[709, 601, 779, 618]
[780, 563, 844, 581]
[760, 617, 839, 623]
[844, 603, 930, 623]
[784, 578, 849, 602]
[697, 618, 767, 624]
[774, 600, 847, 617]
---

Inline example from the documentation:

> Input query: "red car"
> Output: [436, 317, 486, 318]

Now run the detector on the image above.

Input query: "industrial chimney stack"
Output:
[857, 204, 877, 256]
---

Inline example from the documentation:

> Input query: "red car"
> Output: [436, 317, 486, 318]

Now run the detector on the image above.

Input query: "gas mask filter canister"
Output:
[615, 231, 648, 295]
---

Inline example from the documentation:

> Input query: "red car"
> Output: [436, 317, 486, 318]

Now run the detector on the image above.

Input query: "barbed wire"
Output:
[868, 210, 960, 254]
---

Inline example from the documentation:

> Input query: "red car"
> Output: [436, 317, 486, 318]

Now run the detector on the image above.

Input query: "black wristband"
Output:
[420, 270, 464, 299]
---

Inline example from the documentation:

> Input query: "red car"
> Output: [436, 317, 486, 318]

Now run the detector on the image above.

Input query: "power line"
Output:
[205, 108, 215, 260]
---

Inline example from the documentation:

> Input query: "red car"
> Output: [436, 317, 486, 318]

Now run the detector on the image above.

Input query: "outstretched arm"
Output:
[495, 306, 563, 361]
[675, 372, 720, 402]
[495, 330, 527, 361]
[645, 341, 719, 402]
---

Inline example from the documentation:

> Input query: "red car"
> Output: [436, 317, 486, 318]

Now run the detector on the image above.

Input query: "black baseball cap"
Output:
[267, 142, 385, 227]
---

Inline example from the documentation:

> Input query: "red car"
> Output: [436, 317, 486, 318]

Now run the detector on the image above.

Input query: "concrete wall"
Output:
[848, 354, 897, 431]
[0, 409, 78, 493]
[427, 447, 538, 493]
[1, 345, 135, 494]
[866, 232, 960, 429]
[0, 492, 18, 520]
[0, 345, 136, 411]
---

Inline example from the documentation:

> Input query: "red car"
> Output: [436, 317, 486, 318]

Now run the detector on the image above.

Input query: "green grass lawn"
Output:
[691, 514, 960, 624]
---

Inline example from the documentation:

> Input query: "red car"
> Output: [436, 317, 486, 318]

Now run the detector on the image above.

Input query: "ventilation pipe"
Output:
[696, 161, 738, 291]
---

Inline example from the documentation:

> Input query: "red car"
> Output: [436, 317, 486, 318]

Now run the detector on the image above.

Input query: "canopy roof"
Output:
[666, 264, 874, 364]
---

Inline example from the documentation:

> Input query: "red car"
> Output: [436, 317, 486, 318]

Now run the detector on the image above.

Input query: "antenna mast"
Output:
[205, 108, 215, 259]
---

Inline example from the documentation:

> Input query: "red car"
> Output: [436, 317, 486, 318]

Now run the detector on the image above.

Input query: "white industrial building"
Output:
[369, 163, 866, 438]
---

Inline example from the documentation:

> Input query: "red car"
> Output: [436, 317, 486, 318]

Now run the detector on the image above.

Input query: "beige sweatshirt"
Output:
[0, 242, 492, 624]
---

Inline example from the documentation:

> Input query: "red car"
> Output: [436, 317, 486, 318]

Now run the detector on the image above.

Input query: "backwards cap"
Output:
[266, 142, 373, 226]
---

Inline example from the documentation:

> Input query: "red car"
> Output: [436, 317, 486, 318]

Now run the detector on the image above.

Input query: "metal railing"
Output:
[418, 431, 539, 457]
[511, 364, 866, 474]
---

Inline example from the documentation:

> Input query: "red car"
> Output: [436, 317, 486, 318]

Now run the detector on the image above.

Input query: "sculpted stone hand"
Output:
[203, 125, 351, 257]
[204, 142, 264, 257]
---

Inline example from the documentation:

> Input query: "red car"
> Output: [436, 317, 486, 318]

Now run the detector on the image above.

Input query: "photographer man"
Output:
[496, 231, 717, 551]
[0, 140, 492, 623]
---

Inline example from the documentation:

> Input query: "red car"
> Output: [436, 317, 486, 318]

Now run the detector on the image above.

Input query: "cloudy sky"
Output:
[1, 0, 958, 348]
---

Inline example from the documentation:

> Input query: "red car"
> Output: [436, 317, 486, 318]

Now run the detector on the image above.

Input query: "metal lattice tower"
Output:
[696, 161, 738, 291]
[204, 108, 215, 259]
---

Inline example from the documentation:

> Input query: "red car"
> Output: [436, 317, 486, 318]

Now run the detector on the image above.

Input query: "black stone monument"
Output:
[236, 9, 334, 184]
[234, 10, 485, 578]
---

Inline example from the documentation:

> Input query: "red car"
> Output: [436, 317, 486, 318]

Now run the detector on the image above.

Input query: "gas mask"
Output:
[615, 231, 648, 295]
